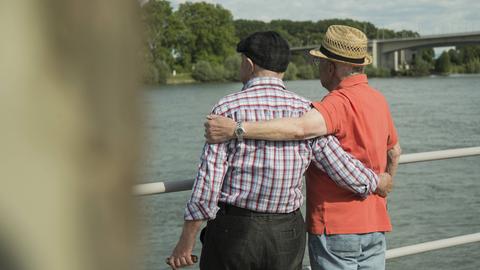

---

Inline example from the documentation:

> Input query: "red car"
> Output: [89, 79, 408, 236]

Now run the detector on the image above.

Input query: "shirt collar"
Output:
[335, 74, 368, 90]
[242, 77, 286, 91]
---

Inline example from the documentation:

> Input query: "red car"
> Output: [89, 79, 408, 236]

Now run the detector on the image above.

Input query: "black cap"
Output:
[236, 31, 290, 73]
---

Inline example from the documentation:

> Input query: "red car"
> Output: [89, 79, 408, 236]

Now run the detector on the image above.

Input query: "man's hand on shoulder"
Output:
[375, 173, 393, 198]
[205, 114, 236, 143]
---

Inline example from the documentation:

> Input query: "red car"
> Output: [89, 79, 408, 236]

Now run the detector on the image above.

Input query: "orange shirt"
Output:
[307, 74, 398, 235]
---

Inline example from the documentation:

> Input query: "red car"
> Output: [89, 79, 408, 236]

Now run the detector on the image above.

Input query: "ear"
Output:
[245, 57, 255, 74]
[328, 61, 336, 75]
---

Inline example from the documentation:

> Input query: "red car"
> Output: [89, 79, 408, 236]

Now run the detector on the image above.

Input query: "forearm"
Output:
[179, 220, 204, 243]
[243, 108, 328, 141]
[387, 142, 401, 177]
[205, 108, 328, 143]
[169, 220, 204, 268]
[312, 136, 378, 197]
[243, 118, 306, 141]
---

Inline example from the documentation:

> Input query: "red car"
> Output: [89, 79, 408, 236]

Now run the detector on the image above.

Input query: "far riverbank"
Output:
[157, 70, 479, 86]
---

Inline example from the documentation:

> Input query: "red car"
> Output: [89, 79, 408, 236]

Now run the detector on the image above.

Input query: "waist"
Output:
[218, 202, 300, 217]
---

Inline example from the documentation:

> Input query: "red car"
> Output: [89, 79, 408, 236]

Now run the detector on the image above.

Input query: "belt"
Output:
[217, 202, 299, 217]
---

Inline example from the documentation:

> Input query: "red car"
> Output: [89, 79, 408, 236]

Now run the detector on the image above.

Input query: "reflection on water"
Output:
[139, 75, 480, 270]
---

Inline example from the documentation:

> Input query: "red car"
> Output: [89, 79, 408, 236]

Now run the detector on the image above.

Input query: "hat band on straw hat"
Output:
[320, 46, 365, 64]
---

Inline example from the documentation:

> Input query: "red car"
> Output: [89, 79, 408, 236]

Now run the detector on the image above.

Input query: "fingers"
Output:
[379, 172, 392, 182]
[166, 255, 197, 269]
[179, 256, 187, 266]
[203, 115, 235, 143]
[184, 255, 194, 265]
[377, 191, 387, 198]
[206, 114, 218, 120]
[375, 173, 393, 198]
[374, 188, 387, 198]
[166, 257, 177, 270]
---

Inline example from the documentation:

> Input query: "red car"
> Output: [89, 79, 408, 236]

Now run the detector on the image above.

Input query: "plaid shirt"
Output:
[185, 77, 378, 220]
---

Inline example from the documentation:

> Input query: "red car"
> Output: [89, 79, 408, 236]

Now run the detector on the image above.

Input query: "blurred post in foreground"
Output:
[0, 1, 142, 270]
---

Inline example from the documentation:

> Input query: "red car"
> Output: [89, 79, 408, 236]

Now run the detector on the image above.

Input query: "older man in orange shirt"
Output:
[205, 25, 401, 270]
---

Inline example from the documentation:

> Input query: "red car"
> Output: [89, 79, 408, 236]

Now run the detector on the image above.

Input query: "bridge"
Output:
[291, 31, 480, 71]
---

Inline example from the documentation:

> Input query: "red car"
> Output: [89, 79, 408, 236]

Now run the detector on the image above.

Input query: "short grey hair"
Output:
[332, 61, 365, 77]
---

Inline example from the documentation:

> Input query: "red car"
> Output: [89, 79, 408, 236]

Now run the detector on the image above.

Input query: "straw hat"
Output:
[310, 25, 372, 66]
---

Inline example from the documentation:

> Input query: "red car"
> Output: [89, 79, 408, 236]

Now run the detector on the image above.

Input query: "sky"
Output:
[164, 0, 480, 36]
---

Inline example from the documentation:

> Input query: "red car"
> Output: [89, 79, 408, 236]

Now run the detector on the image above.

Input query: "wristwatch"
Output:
[235, 121, 245, 142]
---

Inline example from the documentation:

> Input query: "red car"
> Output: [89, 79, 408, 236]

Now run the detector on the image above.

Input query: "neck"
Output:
[253, 69, 284, 80]
[327, 63, 362, 91]
[325, 77, 341, 91]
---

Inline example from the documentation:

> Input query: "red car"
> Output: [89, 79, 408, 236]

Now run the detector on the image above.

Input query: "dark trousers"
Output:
[200, 203, 305, 270]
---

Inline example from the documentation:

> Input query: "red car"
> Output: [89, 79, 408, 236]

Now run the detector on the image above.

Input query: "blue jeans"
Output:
[308, 232, 386, 270]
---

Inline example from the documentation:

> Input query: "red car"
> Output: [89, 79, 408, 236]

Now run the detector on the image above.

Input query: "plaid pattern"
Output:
[185, 77, 378, 220]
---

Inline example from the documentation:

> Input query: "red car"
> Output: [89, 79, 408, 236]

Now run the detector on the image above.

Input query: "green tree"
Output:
[284, 63, 298, 81]
[411, 57, 431, 76]
[155, 60, 171, 84]
[192, 61, 224, 82]
[233, 18, 420, 48]
[435, 51, 451, 74]
[234, 20, 269, 40]
[420, 48, 435, 65]
[143, 62, 159, 85]
[395, 30, 420, 38]
[448, 49, 461, 65]
[141, 0, 187, 67]
[365, 66, 391, 77]
[223, 54, 241, 81]
[375, 28, 396, 39]
[465, 58, 480, 73]
[459, 45, 480, 64]
[176, 2, 237, 65]
[297, 65, 315, 79]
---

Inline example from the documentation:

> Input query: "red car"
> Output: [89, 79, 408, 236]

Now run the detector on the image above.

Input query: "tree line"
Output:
[141, 0, 480, 84]
[410, 47, 480, 76]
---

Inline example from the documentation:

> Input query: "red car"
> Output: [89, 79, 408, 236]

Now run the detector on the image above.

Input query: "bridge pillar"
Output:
[400, 50, 405, 69]
[394, 51, 399, 71]
[371, 40, 378, 68]
[379, 52, 396, 71]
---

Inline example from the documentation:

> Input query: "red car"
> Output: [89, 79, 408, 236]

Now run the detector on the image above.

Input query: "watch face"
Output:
[235, 127, 244, 136]
[235, 122, 245, 138]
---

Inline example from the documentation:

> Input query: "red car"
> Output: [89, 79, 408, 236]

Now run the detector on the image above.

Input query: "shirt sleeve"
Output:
[184, 141, 229, 220]
[311, 93, 346, 135]
[310, 135, 378, 197]
[184, 102, 230, 221]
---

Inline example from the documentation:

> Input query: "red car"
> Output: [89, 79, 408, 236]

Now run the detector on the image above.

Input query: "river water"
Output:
[138, 75, 480, 270]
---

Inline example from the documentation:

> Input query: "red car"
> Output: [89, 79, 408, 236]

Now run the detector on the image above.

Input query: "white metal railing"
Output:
[398, 146, 480, 164]
[136, 146, 480, 265]
[385, 232, 480, 259]
[133, 146, 480, 196]
[299, 233, 480, 270]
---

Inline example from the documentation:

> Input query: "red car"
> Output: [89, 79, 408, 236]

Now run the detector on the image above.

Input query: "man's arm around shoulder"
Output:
[205, 108, 328, 143]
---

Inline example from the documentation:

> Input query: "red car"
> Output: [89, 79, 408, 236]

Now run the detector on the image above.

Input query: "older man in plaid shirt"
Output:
[168, 31, 391, 270]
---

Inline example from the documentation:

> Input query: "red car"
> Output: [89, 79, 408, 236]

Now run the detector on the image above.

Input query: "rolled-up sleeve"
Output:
[310, 135, 378, 197]
[184, 142, 229, 220]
